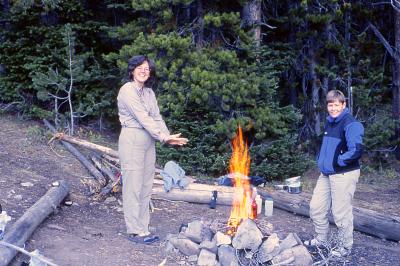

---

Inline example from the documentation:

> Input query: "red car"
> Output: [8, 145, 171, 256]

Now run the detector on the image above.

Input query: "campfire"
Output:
[227, 125, 254, 235]
[163, 125, 313, 265]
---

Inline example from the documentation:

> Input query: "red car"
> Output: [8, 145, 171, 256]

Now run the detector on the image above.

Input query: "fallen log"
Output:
[153, 180, 400, 241]
[43, 119, 107, 190]
[45, 134, 400, 241]
[0, 180, 70, 266]
[152, 185, 234, 206]
[91, 155, 115, 182]
[54, 132, 119, 158]
[258, 189, 400, 242]
[0, 241, 57, 266]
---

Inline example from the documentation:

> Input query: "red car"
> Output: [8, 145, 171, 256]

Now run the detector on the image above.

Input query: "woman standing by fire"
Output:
[117, 55, 188, 244]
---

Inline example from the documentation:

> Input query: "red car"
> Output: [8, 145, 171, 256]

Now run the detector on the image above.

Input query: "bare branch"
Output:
[392, 0, 400, 12]
[48, 93, 68, 100]
[367, 22, 395, 58]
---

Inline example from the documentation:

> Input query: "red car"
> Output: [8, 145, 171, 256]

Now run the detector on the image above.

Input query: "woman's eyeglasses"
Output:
[136, 67, 150, 73]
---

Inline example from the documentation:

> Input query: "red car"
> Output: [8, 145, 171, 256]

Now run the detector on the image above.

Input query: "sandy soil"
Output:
[0, 114, 399, 266]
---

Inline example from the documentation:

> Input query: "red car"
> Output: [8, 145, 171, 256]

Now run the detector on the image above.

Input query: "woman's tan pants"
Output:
[118, 127, 156, 235]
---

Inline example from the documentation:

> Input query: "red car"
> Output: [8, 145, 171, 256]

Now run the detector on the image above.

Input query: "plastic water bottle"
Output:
[264, 197, 273, 217]
[209, 190, 217, 209]
[255, 195, 262, 215]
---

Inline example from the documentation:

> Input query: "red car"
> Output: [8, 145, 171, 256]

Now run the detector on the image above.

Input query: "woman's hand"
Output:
[165, 133, 188, 146]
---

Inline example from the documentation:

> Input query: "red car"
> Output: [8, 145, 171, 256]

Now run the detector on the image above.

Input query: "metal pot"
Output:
[287, 183, 302, 194]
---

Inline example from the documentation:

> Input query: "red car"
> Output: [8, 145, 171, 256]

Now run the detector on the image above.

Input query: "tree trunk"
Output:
[345, 7, 353, 115]
[242, 0, 262, 46]
[309, 42, 321, 136]
[393, 9, 400, 120]
[195, 0, 204, 49]
[0, 180, 70, 266]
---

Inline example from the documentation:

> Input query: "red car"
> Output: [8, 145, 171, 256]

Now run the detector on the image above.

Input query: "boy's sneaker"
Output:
[304, 238, 325, 247]
[332, 247, 351, 257]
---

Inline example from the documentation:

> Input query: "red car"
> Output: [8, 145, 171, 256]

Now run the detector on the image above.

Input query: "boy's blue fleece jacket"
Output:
[318, 108, 364, 175]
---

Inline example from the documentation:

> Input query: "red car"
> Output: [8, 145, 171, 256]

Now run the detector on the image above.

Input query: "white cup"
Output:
[264, 198, 273, 217]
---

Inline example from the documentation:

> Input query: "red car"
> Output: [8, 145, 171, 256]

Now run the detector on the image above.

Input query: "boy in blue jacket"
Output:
[305, 90, 364, 257]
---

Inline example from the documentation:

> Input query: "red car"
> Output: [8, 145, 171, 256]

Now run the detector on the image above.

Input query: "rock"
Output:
[104, 196, 116, 203]
[197, 249, 216, 266]
[291, 245, 313, 266]
[46, 224, 67, 231]
[271, 248, 295, 265]
[199, 239, 218, 254]
[258, 233, 280, 263]
[64, 201, 73, 206]
[213, 231, 231, 246]
[232, 219, 263, 250]
[21, 182, 34, 187]
[13, 195, 23, 201]
[184, 220, 213, 244]
[279, 233, 302, 252]
[217, 245, 238, 266]
[165, 241, 179, 254]
[169, 236, 200, 256]
[188, 255, 198, 262]
[272, 245, 312, 266]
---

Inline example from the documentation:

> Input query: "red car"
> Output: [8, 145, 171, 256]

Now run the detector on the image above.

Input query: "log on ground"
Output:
[0, 180, 70, 266]
[258, 189, 400, 242]
[43, 119, 107, 189]
[55, 132, 119, 158]
[152, 185, 233, 206]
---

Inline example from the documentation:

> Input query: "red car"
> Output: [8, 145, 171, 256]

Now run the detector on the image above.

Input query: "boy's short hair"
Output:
[326, 90, 346, 103]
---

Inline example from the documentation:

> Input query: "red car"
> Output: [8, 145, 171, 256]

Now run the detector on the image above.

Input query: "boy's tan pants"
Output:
[118, 127, 156, 235]
[309, 169, 359, 248]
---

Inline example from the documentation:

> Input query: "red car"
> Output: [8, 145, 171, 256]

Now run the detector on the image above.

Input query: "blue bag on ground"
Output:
[217, 174, 265, 187]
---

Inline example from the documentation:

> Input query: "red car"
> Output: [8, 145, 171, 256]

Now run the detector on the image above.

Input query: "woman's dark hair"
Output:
[127, 55, 156, 87]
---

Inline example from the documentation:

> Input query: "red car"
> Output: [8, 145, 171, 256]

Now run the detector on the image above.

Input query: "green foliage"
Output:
[0, 1, 115, 122]
[363, 106, 399, 166]
[250, 135, 311, 180]
[26, 125, 49, 143]
[1, 0, 398, 179]
[104, 1, 306, 179]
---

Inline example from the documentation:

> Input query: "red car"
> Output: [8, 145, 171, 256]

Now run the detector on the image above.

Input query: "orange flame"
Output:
[227, 125, 253, 234]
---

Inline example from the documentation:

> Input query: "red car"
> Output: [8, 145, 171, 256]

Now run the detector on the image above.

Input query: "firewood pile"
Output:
[44, 119, 124, 199]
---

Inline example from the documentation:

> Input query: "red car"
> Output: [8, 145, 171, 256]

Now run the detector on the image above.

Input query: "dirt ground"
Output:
[0, 114, 399, 266]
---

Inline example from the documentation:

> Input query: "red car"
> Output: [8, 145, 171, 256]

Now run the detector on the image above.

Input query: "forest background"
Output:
[1, 0, 399, 181]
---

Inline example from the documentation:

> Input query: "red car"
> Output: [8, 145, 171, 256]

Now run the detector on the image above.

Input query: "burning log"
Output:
[0, 180, 69, 266]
